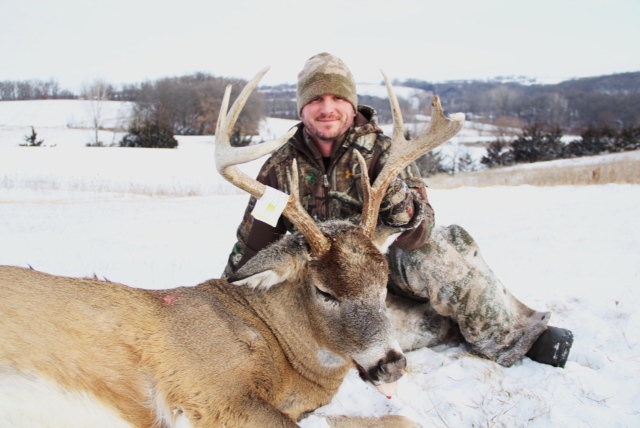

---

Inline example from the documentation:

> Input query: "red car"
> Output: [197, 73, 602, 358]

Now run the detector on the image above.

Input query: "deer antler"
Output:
[215, 67, 331, 257]
[358, 71, 465, 237]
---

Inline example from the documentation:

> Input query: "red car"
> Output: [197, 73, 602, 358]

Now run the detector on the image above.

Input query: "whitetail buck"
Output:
[0, 67, 464, 427]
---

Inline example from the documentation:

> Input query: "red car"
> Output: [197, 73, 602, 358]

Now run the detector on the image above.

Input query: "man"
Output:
[223, 52, 573, 368]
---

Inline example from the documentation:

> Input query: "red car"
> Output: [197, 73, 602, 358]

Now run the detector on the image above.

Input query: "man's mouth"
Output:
[317, 115, 341, 122]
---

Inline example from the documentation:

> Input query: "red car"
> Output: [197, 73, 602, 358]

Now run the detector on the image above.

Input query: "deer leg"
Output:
[194, 398, 299, 428]
[385, 292, 462, 352]
[388, 224, 550, 367]
[326, 414, 422, 427]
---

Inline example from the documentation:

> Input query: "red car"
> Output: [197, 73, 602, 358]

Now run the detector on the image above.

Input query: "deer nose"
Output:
[358, 349, 406, 385]
[377, 350, 407, 384]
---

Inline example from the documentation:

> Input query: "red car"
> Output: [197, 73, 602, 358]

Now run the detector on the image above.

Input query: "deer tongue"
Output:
[375, 381, 398, 399]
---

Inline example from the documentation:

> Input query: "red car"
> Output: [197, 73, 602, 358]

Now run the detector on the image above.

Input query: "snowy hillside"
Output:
[0, 100, 134, 149]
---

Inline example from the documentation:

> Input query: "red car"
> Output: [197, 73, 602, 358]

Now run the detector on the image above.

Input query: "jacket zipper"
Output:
[321, 173, 330, 219]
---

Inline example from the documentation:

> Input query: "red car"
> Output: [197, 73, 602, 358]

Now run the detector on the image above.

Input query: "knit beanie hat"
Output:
[297, 53, 358, 115]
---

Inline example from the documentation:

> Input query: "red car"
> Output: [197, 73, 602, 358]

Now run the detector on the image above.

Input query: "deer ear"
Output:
[372, 225, 402, 254]
[228, 237, 310, 290]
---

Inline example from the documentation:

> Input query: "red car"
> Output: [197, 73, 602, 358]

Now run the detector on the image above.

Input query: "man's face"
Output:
[300, 94, 356, 143]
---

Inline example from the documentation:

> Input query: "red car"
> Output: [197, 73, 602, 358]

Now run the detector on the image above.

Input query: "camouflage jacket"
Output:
[223, 105, 435, 277]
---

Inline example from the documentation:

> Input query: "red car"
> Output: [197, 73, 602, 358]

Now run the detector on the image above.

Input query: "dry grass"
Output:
[427, 150, 640, 188]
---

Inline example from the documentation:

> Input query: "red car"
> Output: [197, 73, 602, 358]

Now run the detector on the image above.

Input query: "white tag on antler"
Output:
[251, 186, 289, 227]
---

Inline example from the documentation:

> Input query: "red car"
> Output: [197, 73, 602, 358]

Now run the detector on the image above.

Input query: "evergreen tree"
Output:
[565, 125, 640, 157]
[456, 152, 477, 174]
[230, 131, 254, 147]
[481, 140, 514, 168]
[564, 126, 612, 157]
[617, 126, 640, 151]
[510, 124, 564, 163]
[119, 120, 178, 149]
[414, 151, 449, 177]
[20, 126, 44, 147]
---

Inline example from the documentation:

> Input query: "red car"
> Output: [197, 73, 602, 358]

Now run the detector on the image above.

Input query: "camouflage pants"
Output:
[385, 225, 550, 367]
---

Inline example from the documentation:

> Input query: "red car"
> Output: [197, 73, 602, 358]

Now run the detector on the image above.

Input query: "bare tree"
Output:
[522, 92, 569, 128]
[82, 79, 111, 146]
[540, 93, 569, 127]
[489, 86, 521, 118]
[491, 116, 525, 139]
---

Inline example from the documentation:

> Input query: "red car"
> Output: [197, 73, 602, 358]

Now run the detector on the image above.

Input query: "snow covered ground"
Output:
[1, 101, 639, 427]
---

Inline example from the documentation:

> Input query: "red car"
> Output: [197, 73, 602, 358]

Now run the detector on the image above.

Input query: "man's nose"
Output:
[319, 98, 337, 113]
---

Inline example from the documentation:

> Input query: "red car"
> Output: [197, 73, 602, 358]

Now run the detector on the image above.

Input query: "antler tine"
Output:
[215, 67, 296, 195]
[359, 70, 465, 236]
[285, 159, 331, 256]
[384, 70, 408, 147]
[215, 68, 331, 257]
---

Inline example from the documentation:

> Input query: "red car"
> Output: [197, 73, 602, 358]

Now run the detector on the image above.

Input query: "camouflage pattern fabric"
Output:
[388, 224, 550, 367]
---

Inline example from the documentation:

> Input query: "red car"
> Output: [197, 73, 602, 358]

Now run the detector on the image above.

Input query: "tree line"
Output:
[0, 79, 75, 100]
[480, 124, 640, 170]
[409, 123, 640, 178]
[261, 72, 640, 133]
[82, 74, 265, 148]
[119, 73, 264, 137]
[396, 72, 640, 132]
[5, 71, 639, 149]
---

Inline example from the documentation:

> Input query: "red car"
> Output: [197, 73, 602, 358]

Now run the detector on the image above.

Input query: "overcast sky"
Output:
[1, 0, 638, 91]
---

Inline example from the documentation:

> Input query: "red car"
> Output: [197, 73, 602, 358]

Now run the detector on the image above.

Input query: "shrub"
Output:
[481, 140, 514, 168]
[230, 131, 253, 147]
[510, 124, 564, 163]
[20, 126, 44, 147]
[415, 151, 449, 177]
[119, 120, 178, 149]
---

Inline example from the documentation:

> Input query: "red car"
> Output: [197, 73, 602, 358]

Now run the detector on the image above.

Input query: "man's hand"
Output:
[379, 178, 417, 227]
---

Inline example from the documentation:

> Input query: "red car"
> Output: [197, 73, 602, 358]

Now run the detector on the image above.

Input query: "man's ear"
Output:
[227, 236, 310, 290]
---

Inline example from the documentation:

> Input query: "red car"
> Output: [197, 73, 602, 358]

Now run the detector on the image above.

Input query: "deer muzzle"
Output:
[356, 348, 407, 386]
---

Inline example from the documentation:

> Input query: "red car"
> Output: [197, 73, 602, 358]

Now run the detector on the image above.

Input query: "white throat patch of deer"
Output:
[0, 67, 463, 427]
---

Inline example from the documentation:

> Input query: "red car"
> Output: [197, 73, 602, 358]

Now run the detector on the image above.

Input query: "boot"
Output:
[526, 326, 574, 368]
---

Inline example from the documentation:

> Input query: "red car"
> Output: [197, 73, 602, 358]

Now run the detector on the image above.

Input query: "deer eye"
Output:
[315, 286, 338, 304]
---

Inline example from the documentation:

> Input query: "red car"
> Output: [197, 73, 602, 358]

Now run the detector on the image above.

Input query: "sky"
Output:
[1, 0, 639, 92]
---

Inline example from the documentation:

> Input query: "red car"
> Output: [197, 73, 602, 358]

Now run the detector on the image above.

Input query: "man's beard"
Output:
[310, 114, 347, 141]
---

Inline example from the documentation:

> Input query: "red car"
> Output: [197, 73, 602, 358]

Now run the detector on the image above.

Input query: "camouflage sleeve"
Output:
[221, 160, 288, 278]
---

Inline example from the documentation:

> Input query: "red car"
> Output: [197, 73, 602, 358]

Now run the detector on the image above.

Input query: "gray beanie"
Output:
[297, 53, 358, 115]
